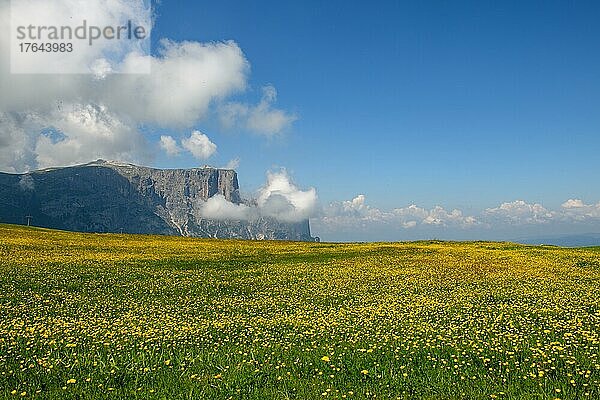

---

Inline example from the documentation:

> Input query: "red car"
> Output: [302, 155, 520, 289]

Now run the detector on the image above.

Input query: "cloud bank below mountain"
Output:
[311, 195, 600, 242]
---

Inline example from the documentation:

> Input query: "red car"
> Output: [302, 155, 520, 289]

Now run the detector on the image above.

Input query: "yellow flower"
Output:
[321, 356, 330, 362]
[66, 379, 76, 384]
[214, 373, 222, 379]
[361, 369, 369, 375]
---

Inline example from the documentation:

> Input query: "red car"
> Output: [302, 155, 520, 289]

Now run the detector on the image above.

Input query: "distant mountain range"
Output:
[0, 160, 314, 241]
[516, 233, 600, 248]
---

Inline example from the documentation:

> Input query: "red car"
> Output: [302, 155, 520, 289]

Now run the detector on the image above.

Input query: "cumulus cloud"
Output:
[423, 207, 478, 227]
[0, 112, 36, 172]
[318, 195, 478, 232]
[562, 199, 586, 209]
[90, 59, 114, 80]
[314, 196, 600, 239]
[195, 169, 317, 223]
[484, 200, 555, 225]
[1, 38, 248, 127]
[181, 131, 217, 160]
[7, 0, 151, 75]
[34, 104, 148, 168]
[107, 40, 249, 128]
[195, 193, 600, 240]
[219, 85, 297, 136]
[160, 132, 219, 160]
[223, 158, 240, 170]
[560, 199, 600, 221]
[159, 135, 181, 157]
[257, 169, 317, 222]
[392, 204, 428, 223]
[199, 194, 253, 221]
[0, 2, 295, 173]
[0, 38, 243, 171]
[322, 194, 385, 225]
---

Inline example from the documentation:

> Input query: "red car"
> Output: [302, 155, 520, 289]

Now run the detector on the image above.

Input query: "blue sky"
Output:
[151, 0, 600, 210]
[2, 0, 600, 241]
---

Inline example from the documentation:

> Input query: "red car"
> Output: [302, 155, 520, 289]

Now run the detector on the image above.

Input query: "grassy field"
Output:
[0, 224, 599, 399]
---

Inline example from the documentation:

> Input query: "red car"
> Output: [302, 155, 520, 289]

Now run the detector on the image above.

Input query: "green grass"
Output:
[0, 224, 599, 399]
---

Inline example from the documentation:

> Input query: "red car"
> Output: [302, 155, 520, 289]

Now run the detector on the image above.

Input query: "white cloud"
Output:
[562, 199, 586, 209]
[560, 199, 600, 221]
[318, 195, 478, 232]
[197, 194, 600, 240]
[107, 40, 249, 128]
[219, 85, 297, 136]
[200, 194, 253, 221]
[0, 112, 35, 172]
[195, 169, 317, 223]
[29, 104, 147, 169]
[4, 39, 248, 128]
[422, 206, 478, 227]
[90, 59, 114, 80]
[7, 0, 151, 75]
[402, 221, 418, 229]
[181, 131, 217, 160]
[0, 2, 295, 173]
[314, 196, 600, 239]
[346, 194, 367, 210]
[223, 158, 240, 170]
[159, 135, 181, 157]
[484, 200, 555, 225]
[257, 169, 317, 222]
[392, 204, 429, 221]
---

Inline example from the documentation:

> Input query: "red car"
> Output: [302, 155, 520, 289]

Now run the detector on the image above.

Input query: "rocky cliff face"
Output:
[0, 160, 313, 241]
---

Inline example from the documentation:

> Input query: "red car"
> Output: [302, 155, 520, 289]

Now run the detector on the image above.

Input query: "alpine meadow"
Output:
[1, 224, 599, 399]
[3, 1, 600, 400]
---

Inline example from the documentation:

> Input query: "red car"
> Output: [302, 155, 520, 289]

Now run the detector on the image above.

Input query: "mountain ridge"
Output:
[0, 160, 314, 241]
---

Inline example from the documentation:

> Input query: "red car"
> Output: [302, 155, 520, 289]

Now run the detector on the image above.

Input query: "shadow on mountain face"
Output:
[0, 166, 175, 234]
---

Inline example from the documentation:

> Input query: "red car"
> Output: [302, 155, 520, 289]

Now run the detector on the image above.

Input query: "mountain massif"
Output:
[0, 160, 313, 241]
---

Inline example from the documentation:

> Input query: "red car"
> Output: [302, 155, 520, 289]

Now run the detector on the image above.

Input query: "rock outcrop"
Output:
[0, 160, 313, 241]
